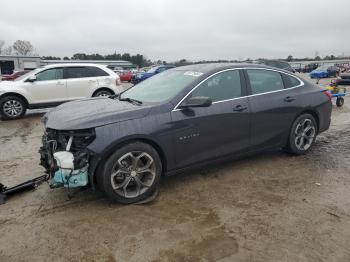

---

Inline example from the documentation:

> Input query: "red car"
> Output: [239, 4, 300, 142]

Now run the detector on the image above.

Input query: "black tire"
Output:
[99, 142, 162, 204]
[0, 95, 27, 120]
[93, 89, 114, 97]
[287, 114, 317, 155]
[336, 97, 344, 107]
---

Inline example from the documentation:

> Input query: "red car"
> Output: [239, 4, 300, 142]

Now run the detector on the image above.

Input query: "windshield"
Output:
[120, 70, 201, 103]
[14, 68, 41, 81]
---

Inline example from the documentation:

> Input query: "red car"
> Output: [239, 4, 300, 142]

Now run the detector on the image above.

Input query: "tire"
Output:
[93, 89, 114, 97]
[99, 142, 162, 204]
[287, 114, 317, 155]
[336, 97, 344, 107]
[0, 95, 27, 120]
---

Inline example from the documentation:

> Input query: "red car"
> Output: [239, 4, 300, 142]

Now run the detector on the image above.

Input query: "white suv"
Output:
[0, 63, 123, 120]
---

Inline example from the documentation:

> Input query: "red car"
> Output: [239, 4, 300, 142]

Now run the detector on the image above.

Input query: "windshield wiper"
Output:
[118, 96, 143, 105]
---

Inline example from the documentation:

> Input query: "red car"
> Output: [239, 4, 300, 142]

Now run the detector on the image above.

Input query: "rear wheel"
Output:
[287, 114, 317, 155]
[100, 142, 162, 204]
[0, 96, 27, 120]
[93, 89, 114, 97]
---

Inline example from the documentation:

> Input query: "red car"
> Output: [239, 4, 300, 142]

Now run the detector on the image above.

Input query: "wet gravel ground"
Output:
[0, 78, 350, 262]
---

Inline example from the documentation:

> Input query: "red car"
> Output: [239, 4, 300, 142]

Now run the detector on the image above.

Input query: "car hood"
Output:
[44, 97, 152, 130]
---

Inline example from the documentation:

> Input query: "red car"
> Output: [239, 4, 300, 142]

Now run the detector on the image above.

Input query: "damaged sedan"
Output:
[40, 63, 332, 204]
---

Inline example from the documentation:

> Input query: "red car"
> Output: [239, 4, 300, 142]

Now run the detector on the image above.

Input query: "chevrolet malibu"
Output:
[40, 63, 332, 204]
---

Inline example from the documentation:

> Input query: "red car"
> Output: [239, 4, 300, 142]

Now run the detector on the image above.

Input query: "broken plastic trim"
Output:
[0, 175, 48, 205]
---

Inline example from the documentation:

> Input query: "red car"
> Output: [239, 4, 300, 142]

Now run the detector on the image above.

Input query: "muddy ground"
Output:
[0, 78, 350, 262]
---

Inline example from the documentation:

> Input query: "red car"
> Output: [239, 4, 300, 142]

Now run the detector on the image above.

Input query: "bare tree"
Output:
[12, 40, 33, 56]
[0, 40, 5, 54]
[2, 46, 12, 55]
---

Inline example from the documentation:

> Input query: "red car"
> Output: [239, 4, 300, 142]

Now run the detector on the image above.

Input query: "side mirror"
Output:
[27, 75, 37, 82]
[179, 96, 212, 109]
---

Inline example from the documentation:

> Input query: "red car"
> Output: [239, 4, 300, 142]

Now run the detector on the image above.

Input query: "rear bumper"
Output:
[317, 100, 332, 133]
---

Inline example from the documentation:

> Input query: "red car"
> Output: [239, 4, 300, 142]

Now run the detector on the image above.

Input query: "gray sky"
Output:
[0, 0, 349, 61]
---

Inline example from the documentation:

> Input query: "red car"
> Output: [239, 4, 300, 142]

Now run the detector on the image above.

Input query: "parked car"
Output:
[310, 65, 339, 79]
[337, 71, 350, 85]
[0, 63, 122, 120]
[302, 63, 319, 73]
[115, 70, 133, 82]
[131, 65, 175, 84]
[1, 70, 31, 81]
[255, 60, 295, 73]
[40, 63, 332, 204]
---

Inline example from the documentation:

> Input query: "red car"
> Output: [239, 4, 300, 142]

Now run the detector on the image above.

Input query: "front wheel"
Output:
[287, 114, 317, 155]
[93, 89, 114, 97]
[99, 142, 162, 204]
[0, 96, 27, 120]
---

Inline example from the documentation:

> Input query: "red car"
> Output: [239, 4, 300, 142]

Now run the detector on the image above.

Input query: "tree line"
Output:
[42, 53, 151, 67]
[1, 39, 349, 68]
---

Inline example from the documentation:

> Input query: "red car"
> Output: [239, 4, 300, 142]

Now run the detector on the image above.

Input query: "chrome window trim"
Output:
[172, 67, 304, 112]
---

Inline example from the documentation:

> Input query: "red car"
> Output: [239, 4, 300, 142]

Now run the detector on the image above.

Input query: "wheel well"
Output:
[92, 88, 115, 96]
[0, 93, 29, 107]
[297, 110, 320, 131]
[93, 138, 168, 185]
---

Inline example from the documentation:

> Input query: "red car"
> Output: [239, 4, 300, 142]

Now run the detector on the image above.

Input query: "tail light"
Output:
[322, 90, 332, 101]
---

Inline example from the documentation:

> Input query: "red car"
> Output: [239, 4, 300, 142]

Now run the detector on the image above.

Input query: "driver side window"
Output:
[36, 68, 63, 81]
[190, 70, 242, 102]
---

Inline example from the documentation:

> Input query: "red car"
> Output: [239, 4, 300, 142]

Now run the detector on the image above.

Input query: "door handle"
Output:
[284, 96, 296, 102]
[233, 105, 248, 112]
[56, 81, 65, 86]
[88, 80, 96, 83]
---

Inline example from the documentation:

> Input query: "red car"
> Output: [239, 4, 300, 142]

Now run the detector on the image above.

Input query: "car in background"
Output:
[337, 71, 350, 85]
[114, 69, 133, 82]
[40, 63, 332, 204]
[310, 65, 339, 79]
[291, 63, 303, 73]
[1, 70, 31, 81]
[302, 63, 319, 73]
[0, 63, 123, 120]
[131, 65, 175, 84]
[255, 60, 295, 73]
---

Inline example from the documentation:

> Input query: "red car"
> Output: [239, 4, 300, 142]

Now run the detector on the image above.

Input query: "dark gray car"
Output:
[40, 63, 332, 204]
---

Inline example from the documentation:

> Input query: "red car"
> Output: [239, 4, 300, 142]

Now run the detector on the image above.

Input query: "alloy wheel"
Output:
[96, 91, 112, 97]
[3, 100, 23, 118]
[110, 151, 156, 198]
[294, 118, 316, 151]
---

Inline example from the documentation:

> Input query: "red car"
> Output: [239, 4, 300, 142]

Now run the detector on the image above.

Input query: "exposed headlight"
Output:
[46, 128, 96, 151]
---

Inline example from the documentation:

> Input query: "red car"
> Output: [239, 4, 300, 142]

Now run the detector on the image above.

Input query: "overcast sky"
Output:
[0, 0, 349, 61]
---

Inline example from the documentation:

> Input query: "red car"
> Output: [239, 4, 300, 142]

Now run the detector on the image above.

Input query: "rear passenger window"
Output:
[247, 69, 284, 95]
[282, 74, 301, 88]
[66, 67, 89, 79]
[191, 70, 241, 102]
[87, 67, 109, 77]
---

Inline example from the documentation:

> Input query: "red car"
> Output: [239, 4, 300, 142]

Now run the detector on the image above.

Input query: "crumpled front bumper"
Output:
[39, 129, 94, 188]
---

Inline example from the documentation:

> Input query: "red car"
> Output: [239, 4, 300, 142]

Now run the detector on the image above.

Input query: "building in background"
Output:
[0, 56, 135, 75]
[0, 55, 41, 75]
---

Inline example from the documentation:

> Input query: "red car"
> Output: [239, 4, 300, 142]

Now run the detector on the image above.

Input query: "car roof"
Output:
[172, 63, 291, 74]
[42, 63, 107, 69]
